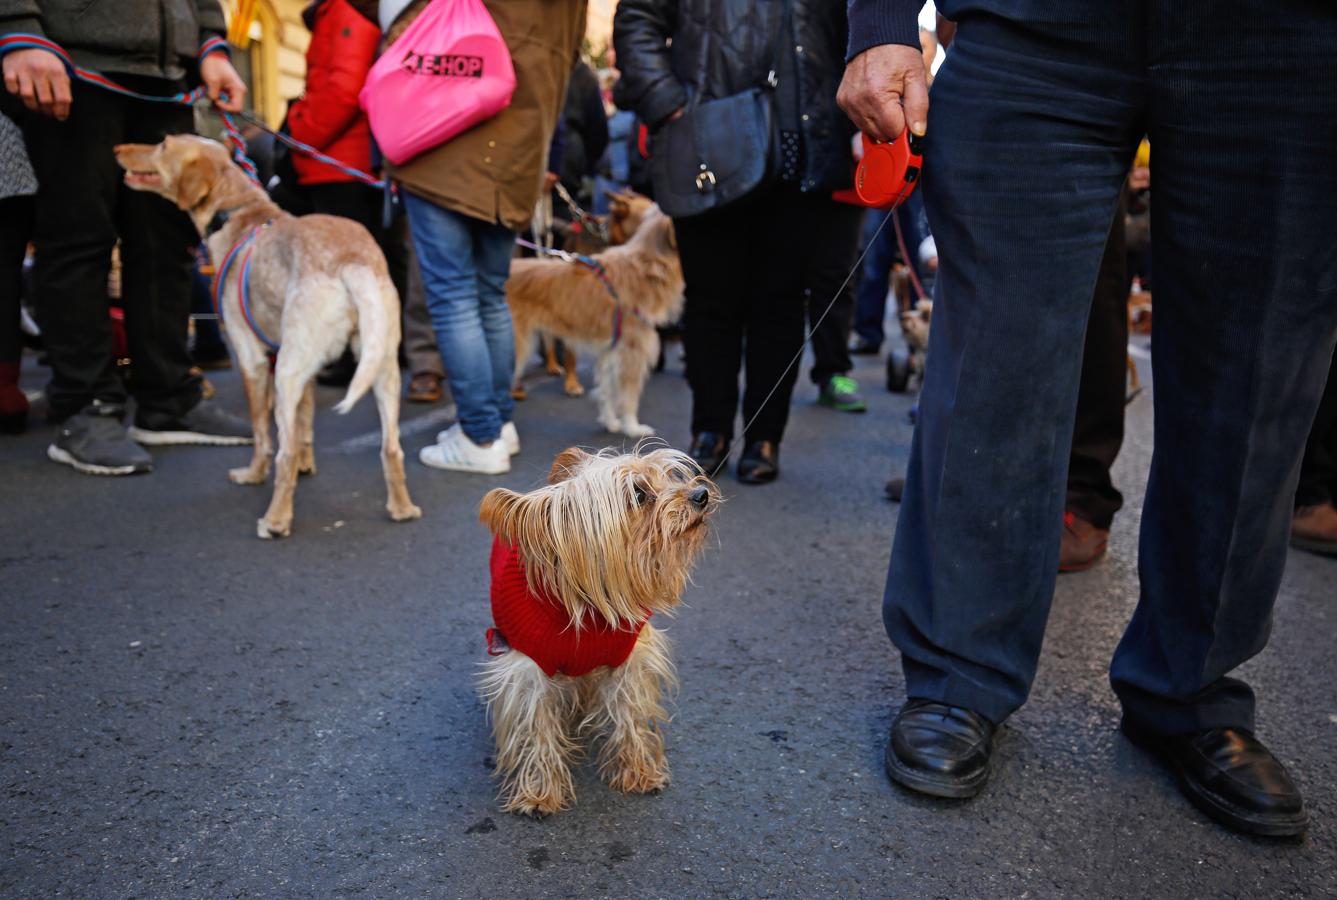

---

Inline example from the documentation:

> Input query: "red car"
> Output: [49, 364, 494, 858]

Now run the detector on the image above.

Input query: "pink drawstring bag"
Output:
[359, 0, 516, 165]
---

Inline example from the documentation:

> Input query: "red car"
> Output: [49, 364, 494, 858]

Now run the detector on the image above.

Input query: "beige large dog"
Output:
[508, 205, 684, 437]
[115, 135, 421, 539]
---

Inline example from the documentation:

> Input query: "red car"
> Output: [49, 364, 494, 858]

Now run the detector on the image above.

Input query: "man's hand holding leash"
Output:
[838, 43, 928, 143]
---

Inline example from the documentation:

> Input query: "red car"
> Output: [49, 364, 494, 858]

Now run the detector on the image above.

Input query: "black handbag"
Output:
[647, 5, 789, 218]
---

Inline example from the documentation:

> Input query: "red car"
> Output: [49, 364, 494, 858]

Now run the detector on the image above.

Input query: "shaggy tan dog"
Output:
[507, 204, 684, 437]
[115, 135, 421, 538]
[478, 446, 719, 815]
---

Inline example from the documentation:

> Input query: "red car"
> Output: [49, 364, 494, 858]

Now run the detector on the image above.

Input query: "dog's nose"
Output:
[688, 485, 711, 508]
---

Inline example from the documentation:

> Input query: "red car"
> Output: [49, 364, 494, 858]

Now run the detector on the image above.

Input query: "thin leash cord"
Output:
[707, 207, 894, 480]
[891, 210, 928, 304]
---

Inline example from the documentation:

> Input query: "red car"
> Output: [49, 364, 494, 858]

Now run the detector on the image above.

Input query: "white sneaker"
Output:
[501, 422, 520, 456]
[419, 425, 510, 474]
[436, 421, 520, 456]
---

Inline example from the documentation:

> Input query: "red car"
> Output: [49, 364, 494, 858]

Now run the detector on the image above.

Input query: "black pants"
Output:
[1297, 352, 1337, 508]
[0, 194, 32, 364]
[675, 183, 863, 443]
[307, 182, 382, 235]
[23, 78, 201, 424]
[1066, 193, 1130, 529]
[886, 6, 1337, 734]
[807, 205, 863, 385]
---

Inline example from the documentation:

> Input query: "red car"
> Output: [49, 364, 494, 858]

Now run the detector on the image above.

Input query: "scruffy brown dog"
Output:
[507, 206, 684, 437]
[477, 446, 719, 815]
[115, 135, 420, 538]
[534, 190, 658, 397]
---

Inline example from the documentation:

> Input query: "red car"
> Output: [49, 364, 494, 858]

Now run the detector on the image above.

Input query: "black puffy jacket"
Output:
[613, 0, 856, 194]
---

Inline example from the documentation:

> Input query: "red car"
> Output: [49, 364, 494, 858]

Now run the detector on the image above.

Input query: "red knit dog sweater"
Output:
[487, 538, 648, 677]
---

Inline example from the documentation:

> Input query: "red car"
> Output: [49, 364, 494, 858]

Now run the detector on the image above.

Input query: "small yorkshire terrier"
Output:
[477, 445, 719, 816]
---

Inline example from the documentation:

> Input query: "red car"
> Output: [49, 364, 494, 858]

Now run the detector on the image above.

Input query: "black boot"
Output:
[688, 431, 729, 476]
[736, 441, 779, 484]
[1121, 719, 1308, 837]
[885, 699, 996, 799]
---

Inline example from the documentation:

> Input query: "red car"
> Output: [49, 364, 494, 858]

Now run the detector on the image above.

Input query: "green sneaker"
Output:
[818, 374, 867, 413]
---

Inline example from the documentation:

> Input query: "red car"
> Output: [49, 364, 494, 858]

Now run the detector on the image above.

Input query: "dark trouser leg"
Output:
[189, 259, 226, 357]
[24, 80, 128, 421]
[306, 182, 381, 231]
[1111, 2, 1337, 735]
[884, 14, 1143, 724]
[1066, 192, 1130, 529]
[675, 203, 751, 439]
[118, 88, 202, 425]
[0, 195, 32, 364]
[739, 186, 835, 443]
[807, 201, 865, 385]
[1295, 353, 1337, 509]
[852, 209, 896, 348]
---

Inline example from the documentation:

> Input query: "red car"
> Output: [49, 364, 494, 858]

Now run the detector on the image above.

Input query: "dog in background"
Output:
[507, 204, 684, 437]
[478, 445, 719, 815]
[116, 135, 421, 538]
[529, 189, 659, 398]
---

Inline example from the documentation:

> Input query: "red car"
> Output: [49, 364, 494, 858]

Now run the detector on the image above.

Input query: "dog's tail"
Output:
[334, 265, 396, 415]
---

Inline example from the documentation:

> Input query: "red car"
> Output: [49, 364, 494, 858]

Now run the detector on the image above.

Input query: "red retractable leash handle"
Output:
[833, 131, 924, 210]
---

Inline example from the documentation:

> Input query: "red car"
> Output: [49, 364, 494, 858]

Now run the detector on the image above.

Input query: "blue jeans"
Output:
[853, 193, 931, 349]
[403, 192, 515, 445]
[885, 7, 1337, 735]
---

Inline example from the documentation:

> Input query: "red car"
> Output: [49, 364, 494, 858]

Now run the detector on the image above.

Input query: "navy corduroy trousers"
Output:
[885, 3, 1337, 735]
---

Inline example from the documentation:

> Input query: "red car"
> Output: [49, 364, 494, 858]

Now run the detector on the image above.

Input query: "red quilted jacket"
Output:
[287, 0, 380, 185]
[488, 538, 648, 678]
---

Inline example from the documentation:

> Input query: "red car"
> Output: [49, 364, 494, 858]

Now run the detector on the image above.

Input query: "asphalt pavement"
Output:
[2, 337, 1334, 898]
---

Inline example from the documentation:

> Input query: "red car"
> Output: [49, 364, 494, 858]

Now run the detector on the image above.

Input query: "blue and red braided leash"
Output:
[0, 33, 385, 189]
[1, 32, 389, 354]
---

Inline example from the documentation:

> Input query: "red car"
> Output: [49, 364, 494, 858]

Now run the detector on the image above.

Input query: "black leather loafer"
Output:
[688, 431, 729, 475]
[736, 441, 779, 484]
[886, 699, 996, 798]
[1121, 719, 1308, 837]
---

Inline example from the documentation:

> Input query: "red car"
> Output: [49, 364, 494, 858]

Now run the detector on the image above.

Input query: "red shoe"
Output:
[0, 361, 29, 434]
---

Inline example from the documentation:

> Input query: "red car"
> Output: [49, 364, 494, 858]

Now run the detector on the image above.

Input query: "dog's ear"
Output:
[548, 447, 591, 484]
[479, 488, 525, 536]
[174, 153, 216, 212]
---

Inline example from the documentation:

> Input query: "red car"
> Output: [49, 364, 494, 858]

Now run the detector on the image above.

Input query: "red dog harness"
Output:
[487, 538, 648, 677]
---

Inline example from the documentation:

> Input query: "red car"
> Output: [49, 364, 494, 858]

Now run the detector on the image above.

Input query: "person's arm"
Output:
[838, 0, 929, 142]
[0, 1, 72, 119]
[287, 4, 380, 151]
[611, 0, 684, 129]
[197, 1, 245, 112]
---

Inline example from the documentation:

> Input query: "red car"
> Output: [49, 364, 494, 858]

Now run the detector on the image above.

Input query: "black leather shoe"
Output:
[688, 431, 729, 475]
[736, 441, 779, 484]
[1121, 719, 1308, 837]
[886, 699, 996, 798]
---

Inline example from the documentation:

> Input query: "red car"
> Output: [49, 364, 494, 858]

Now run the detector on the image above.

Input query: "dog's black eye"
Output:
[632, 482, 652, 506]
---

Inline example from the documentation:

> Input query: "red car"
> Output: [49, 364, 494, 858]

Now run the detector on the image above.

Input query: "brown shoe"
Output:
[1291, 502, 1337, 557]
[407, 372, 443, 404]
[1059, 511, 1108, 573]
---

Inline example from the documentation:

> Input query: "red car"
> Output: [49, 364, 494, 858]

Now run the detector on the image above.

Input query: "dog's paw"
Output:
[511, 386, 528, 401]
[389, 502, 423, 522]
[504, 791, 569, 818]
[621, 421, 656, 438]
[606, 762, 670, 796]
[298, 450, 316, 476]
[229, 465, 267, 485]
[564, 382, 585, 398]
[544, 362, 564, 377]
[257, 517, 291, 540]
